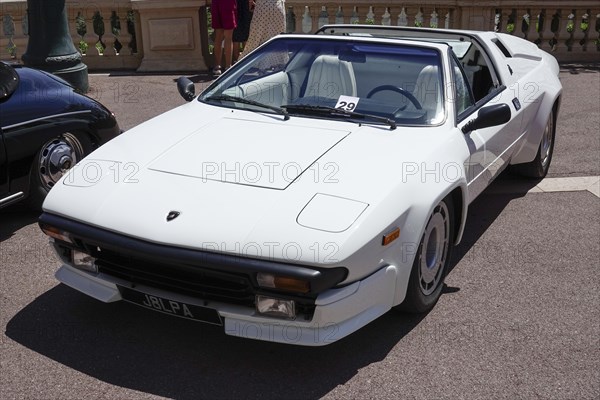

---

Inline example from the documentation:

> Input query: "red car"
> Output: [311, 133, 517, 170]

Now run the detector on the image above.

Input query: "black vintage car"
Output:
[0, 61, 120, 209]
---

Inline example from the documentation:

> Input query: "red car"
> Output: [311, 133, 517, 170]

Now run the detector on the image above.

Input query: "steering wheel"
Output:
[366, 85, 422, 110]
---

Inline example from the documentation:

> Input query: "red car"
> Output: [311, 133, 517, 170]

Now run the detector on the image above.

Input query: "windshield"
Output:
[200, 37, 445, 126]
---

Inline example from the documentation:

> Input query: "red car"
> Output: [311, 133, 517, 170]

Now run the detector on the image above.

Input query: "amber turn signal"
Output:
[382, 227, 400, 246]
[39, 224, 73, 244]
[257, 273, 310, 293]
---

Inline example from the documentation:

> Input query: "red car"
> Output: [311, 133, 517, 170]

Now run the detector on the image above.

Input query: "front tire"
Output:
[26, 132, 92, 210]
[398, 195, 454, 313]
[513, 110, 555, 179]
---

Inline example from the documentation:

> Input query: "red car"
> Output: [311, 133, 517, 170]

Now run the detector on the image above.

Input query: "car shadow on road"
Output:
[4, 173, 539, 399]
[0, 205, 40, 242]
[447, 172, 541, 277]
[560, 63, 600, 73]
[6, 285, 426, 400]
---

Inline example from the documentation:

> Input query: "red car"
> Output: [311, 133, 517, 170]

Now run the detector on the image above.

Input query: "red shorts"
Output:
[211, 0, 238, 30]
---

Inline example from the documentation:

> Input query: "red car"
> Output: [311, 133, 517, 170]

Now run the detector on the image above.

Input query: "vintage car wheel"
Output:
[27, 132, 92, 209]
[398, 195, 454, 313]
[513, 111, 555, 179]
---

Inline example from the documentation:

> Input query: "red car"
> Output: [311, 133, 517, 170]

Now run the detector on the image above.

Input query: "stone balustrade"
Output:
[285, 1, 599, 61]
[69, 0, 140, 70]
[285, 3, 455, 32]
[1, 0, 144, 69]
[1, 0, 598, 71]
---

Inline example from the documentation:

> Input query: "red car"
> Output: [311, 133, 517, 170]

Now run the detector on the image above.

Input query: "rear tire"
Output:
[512, 110, 555, 179]
[397, 195, 454, 313]
[26, 132, 92, 210]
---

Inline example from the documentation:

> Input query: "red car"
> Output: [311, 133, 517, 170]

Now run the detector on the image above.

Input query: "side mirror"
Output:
[177, 77, 195, 102]
[462, 103, 511, 134]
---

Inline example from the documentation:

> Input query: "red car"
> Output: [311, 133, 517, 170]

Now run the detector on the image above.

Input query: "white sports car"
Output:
[40, 25, 561, 346]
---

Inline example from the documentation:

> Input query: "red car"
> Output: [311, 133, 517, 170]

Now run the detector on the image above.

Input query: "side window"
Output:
[450, 55, 475, 118]
[457, 44, 499, 102]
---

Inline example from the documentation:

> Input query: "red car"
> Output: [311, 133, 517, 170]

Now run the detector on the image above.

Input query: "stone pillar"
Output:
[132, 0, 207, 72]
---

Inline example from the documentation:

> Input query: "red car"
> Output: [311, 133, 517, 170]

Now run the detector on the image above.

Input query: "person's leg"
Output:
[223, 29, 234, 69]
[233, 42, 241, 64]
[211, 0, 225, 75]
[232, 0, 250, 63]
[213, 28, 224, 74]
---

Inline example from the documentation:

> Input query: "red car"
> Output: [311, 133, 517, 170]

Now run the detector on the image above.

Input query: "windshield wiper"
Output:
[206, 94, 289, 120]
[283, 104, 396, 130]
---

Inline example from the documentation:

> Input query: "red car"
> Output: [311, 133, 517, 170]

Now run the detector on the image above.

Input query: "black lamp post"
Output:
[22, 0, 88, 92]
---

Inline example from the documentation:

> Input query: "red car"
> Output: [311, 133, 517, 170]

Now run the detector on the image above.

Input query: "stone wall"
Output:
[1, 0, 598, 71]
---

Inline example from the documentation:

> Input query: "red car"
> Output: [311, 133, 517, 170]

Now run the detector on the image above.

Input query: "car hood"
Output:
[44, 102, 354, 253]
[43, 101, 466, 267]
[147, 115, 350, 189]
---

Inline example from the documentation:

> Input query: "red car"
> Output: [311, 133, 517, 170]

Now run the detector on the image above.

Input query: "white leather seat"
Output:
[304, 55, 357, 99]
[413, 65, 443, 123]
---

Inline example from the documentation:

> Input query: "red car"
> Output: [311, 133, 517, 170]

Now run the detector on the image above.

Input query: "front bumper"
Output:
[39, 212, 347, 319]
[41, 212, 399, 345]
[56, 263, 398, 346]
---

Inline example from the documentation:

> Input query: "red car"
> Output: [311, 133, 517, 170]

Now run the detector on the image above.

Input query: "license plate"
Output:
[120, 287, 223, 325]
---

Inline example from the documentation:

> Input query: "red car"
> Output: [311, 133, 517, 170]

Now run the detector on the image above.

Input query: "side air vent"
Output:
[492, 38, 512, 58]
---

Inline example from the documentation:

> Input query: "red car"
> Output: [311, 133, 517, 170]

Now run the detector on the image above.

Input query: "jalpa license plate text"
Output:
[120, 287, 223, 325]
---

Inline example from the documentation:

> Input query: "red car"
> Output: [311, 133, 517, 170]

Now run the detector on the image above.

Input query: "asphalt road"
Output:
[0, 66, 599, 399]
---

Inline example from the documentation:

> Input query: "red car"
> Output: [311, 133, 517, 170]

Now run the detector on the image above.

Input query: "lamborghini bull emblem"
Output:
[166, 211, 180, 221]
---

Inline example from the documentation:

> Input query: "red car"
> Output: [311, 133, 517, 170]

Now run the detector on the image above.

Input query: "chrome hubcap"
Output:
[418, 202, 450, 296]
[38, 134, 83, 190]
[540, 115, 554, 169]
